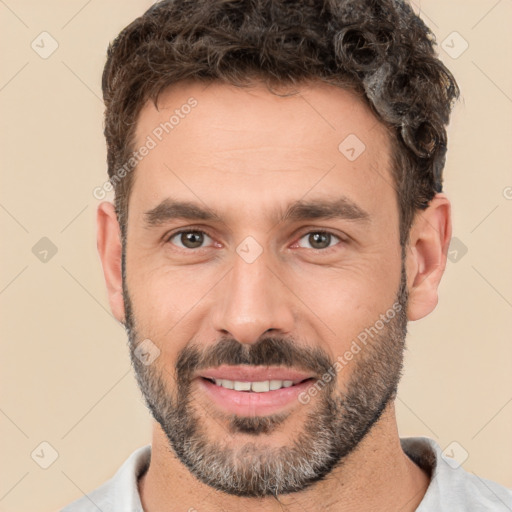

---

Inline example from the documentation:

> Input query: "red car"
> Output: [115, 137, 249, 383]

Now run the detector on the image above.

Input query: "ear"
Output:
[405, 193, 452, 321]
[97, 201, 125, 324]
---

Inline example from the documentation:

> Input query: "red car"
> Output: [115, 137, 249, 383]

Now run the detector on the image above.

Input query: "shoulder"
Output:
[401, 436, 512, 511]
[60, 481, 114, 512]
[59, 445, 151, 512]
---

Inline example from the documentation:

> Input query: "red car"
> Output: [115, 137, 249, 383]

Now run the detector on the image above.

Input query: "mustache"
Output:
[175, 336, 334, 384]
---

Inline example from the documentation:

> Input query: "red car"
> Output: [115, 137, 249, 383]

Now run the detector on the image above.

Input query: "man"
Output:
[62, 0, 512, 510]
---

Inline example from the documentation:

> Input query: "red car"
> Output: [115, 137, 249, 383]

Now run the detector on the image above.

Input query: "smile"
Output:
[195, 366, 316, 416]
[205, 378, 301, 392]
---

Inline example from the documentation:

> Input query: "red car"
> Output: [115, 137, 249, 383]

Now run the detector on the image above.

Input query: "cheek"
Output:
[126, 264, 214, 354]
[290, 255, 400, 320]
[282, 255, 402, 364]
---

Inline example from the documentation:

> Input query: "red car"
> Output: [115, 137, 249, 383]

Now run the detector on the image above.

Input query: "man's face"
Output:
[122, 80, 406, 496]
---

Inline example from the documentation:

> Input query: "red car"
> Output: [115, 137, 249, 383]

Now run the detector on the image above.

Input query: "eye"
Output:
[165, 228, 345, 253]
[295, 230, 343, 251]
[166, 230, 214, 250]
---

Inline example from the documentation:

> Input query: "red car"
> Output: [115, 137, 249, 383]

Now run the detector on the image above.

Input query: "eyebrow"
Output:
[143, 196, 370, 228]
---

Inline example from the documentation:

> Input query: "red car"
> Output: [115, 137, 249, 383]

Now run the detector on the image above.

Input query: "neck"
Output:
[138, 402, 430, 512]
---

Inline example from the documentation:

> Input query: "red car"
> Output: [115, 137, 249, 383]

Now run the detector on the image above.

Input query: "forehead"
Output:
[129, 79, 397, 227]
[135, 79, 389, 154]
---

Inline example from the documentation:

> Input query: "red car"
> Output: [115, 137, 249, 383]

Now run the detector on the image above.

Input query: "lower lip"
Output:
[196, 377, 313, 416]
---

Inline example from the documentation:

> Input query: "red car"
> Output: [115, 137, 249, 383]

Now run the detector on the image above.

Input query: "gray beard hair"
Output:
[123, 258, 408, 498]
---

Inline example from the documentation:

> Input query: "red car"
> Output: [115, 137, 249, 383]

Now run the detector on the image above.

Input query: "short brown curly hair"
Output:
[102, 0, 459, 246]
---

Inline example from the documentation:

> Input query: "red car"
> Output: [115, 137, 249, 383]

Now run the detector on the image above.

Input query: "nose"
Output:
[211, 245, 295, 345]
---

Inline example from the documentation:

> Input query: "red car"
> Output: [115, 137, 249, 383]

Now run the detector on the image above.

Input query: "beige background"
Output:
[0, 1, 511, 511]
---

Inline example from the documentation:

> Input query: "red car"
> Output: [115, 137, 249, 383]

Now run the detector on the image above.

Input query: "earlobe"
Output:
[96, 201, 126, 324]
[405, 194, 452, 321]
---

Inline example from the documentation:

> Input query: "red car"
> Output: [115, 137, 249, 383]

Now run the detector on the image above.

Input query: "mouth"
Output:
[194, 366, 316, 416]
[201, 376, 311, 392]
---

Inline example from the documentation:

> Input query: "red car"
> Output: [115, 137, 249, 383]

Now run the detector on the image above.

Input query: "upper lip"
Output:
[196, 365, 314, 383]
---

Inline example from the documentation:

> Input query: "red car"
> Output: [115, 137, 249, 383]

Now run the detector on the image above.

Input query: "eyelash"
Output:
[165, 227, 345, 254]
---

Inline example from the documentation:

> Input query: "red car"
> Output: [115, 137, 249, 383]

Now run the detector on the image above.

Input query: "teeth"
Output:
[251, 381, 270, 392]
[234, 381, 251, 391]
[211, 379, 297, 392]
[269, 379, 283, 390]
[220, 379, 234, 389]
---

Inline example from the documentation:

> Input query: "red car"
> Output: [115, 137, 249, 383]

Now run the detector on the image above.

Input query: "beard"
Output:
[122, 255, 409, 498]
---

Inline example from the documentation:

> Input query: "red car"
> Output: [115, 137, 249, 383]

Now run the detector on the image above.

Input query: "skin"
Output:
[97, 79, 451, 511]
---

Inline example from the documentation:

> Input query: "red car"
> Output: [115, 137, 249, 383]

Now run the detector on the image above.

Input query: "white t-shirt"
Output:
[60, 436, 512, 511]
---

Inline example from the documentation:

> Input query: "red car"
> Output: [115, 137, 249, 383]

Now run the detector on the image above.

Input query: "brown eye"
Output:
[168, 230, 212, 249]
[297, 231, 341, 250]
